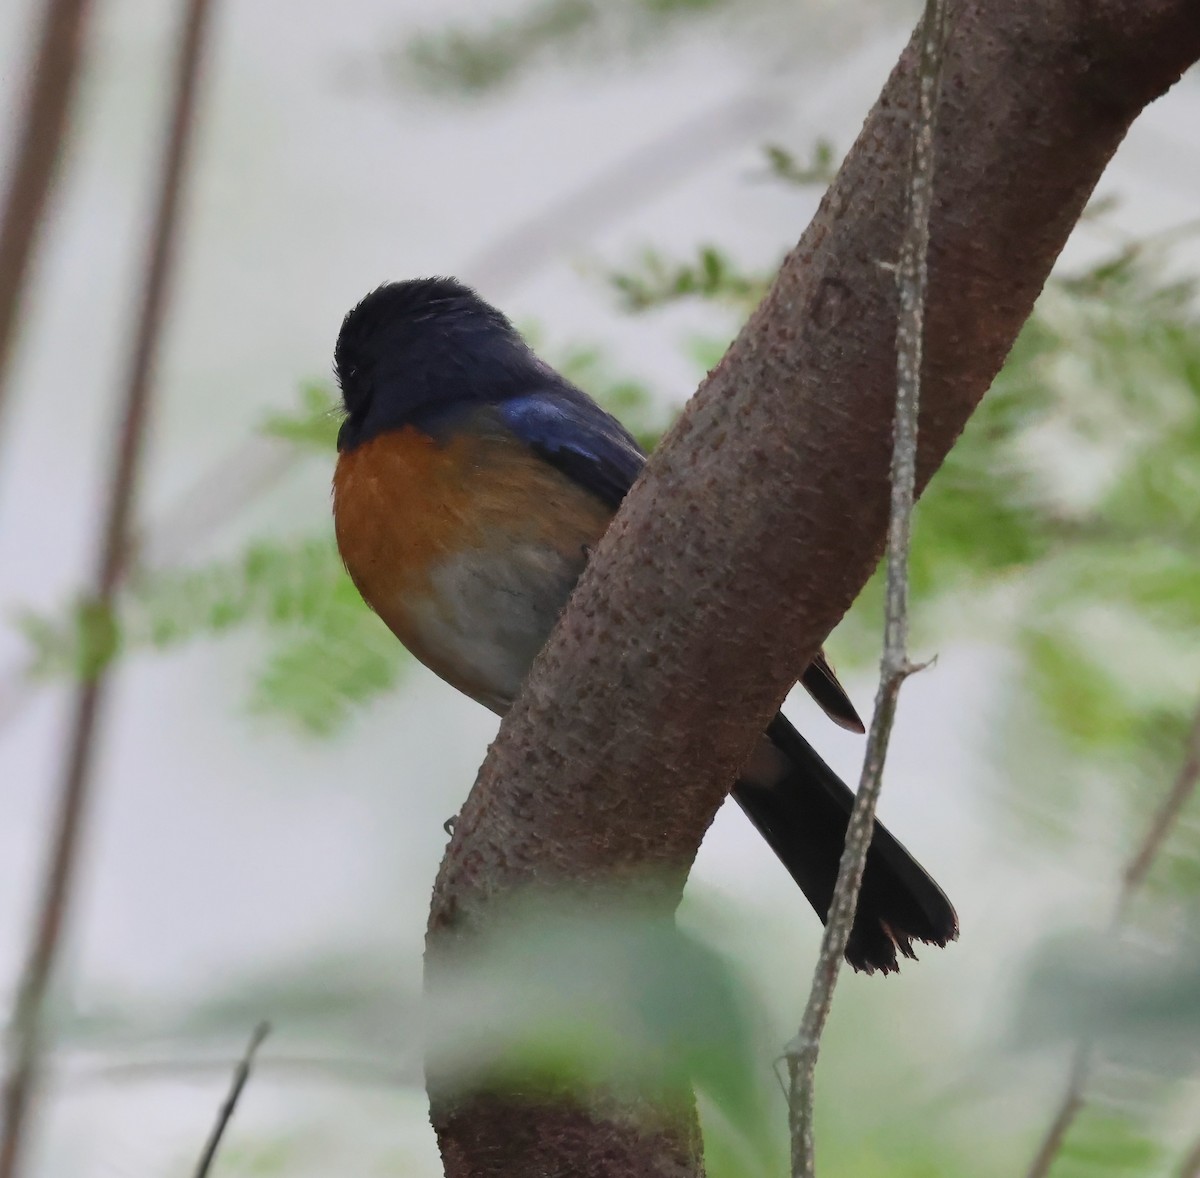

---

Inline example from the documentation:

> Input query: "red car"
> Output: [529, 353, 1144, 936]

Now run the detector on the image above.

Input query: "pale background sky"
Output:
[0, 1, 1198, 1173]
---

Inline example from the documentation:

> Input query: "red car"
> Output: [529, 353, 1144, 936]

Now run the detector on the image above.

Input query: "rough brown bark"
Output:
[427, 3, 1200, 1175]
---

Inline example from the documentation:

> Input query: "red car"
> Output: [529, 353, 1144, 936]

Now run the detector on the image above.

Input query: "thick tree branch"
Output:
[785, 1, 950, 1174]
[426, 3, 1200, 1175]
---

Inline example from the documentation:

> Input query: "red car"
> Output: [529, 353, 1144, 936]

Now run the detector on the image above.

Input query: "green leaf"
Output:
[759, 139, 838, 187]
[427, 893, 781, 1175]
[261, 381, 341, 451]
[251, 597, 400, 736]
[606, 245, 767, 314]
[18, 537, 409, 734]
[1056, 1108, 1165, 1177]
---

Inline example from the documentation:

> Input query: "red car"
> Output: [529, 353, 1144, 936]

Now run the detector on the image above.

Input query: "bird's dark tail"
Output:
[733, 713, 958, 974]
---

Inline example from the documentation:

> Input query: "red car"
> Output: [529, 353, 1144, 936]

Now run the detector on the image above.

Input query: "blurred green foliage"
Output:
[1020, 932, 1200, 1068]
[1054, 1109, 1166, 1178]
[391, 0, 738, 95]
[260, 379, 342, 451]
[62, 898, 782, 1178]
[758, 139, 839, 187]
[606, 244, 767, 313]
[18, 534, 401, 737]
[1013, 925, 1200, 1178]
[425, 895, 781, 1174]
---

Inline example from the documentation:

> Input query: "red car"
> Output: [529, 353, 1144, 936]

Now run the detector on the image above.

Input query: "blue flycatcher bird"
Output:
[331, 276, 957, 973]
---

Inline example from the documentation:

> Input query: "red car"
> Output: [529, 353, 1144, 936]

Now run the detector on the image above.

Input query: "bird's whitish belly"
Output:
[332, 425, 612, 712]
[405, 543, 588, 711]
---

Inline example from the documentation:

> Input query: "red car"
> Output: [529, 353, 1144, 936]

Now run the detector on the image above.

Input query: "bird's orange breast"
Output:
[332, 424, 614, 707]
[333, 426, 486, 601]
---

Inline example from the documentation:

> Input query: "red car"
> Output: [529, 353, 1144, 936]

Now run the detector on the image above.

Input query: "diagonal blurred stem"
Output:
[0, 1, 220, 1173]
[783, 2, 950, 1174]
[1024, 699, 1200, 1178]
[1118, 703, 1200, 916]
[191, 1022, 269, 1178]
[1024, 1041, 1093, 1178]
[0, 0, 95, 446]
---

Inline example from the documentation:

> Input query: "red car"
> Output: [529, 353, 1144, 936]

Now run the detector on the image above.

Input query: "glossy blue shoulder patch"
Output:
[498, 388, 647, 509]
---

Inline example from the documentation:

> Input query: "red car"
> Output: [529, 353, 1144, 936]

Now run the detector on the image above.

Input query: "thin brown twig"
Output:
[0, 0, 95, 439]
[1024, 1041, 1093, 1178]
[0, 1, 219, 1173]
[191, 1023, 270, 1178]
[1119, 704, 1200, 916]
[1024, 700, 1200, 1178]
[783, 2, 951, 1175]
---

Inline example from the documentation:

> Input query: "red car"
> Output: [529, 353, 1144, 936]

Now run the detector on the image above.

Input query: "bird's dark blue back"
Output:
[336, 277, 647, 517]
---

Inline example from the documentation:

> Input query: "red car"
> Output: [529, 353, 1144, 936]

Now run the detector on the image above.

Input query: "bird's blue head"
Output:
[334, 277, 539, 452]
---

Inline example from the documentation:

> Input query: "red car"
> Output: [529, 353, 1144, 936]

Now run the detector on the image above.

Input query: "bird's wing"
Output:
[497, 386, 647, 510]
[499, 384, 864, 734]
[799, 651, 865, 733]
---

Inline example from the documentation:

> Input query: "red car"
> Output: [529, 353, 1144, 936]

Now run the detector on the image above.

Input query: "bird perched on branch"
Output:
[331, 276, 957, 973]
